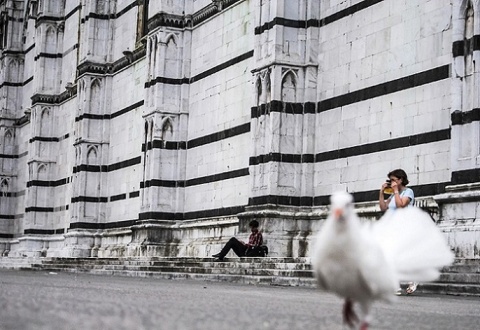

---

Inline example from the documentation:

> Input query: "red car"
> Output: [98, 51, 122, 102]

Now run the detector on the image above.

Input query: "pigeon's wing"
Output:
[372, 207, 454, 282]
[355, 224, 398, 300]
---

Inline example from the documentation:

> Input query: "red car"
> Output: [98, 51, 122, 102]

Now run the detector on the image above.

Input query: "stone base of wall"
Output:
[4, 235, 65, 258]
[238, 206, 328, 258]
[1, 192, 477, 259]
[435, 183, 480, 258]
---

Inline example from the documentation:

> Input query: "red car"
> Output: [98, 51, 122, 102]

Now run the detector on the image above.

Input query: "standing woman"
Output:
[379, 168, 417, 294]
[379, 168, 414, 211]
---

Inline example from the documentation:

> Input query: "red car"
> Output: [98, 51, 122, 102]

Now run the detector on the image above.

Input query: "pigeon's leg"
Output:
[358, 301, 372, 330]
[342, 299, 359, 328]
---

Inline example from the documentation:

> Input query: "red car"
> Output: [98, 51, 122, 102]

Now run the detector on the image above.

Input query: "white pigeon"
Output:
[311, 191, 454, 330]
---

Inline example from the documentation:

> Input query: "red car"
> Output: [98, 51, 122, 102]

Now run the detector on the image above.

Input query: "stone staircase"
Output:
[1, 257, 479, 296]
[417, 258, 480, 296]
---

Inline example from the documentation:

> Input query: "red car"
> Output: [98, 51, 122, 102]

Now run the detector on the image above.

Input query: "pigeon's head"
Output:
[330, 191, 354, 221]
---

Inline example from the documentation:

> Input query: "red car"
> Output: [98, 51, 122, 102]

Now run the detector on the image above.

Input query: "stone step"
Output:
[103, 265, 313, 277]
[417, 282, 480, 297]
[32, 266, 319, 288]
[438, 272, 480, 284]
[443, 264, 480, 274]
[5, 256, 480, 296]
[0, 257, 36, 270]
[36, 259, 314, 271]
[31, 261, 315, 277]
[37, 257, 309, 264]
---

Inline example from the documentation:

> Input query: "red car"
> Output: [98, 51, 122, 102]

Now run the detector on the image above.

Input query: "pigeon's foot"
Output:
[342, 299, 359, 328]
[406, 282, 418, 294]
[360, 321, 369, 330]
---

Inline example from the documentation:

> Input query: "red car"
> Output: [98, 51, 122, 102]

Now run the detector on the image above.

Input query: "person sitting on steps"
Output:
[212, 220, 263, 261]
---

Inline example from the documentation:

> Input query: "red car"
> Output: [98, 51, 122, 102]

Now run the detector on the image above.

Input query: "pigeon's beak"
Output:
[333, 208, 343, 220]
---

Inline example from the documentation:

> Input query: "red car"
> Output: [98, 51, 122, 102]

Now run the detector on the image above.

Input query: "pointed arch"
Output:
[161, 117, 174, 140]
[79, 78, 86, 92]
[164, 33, 179, 77]
[464, 1, 475, 77]
[4, 129, 13, 144]
[0, 178, 9, 192]
[90, 78, 102, 114]
[281, 70, 297, 103]
[148, 36, 157, 78]
[265, 71, 271, 103]
[37, 163, 48, 180]
[256, 77, 262, 106]
[165, 33, 178, 46]
[148, 119, 154, 142]
[144, 120, 149, 139]
[40, 106, 50, 118]
[460, 0, 475, 17]
[39, 106, 51, 136]
[86, 146, 98, 165]
[44, 24, 57, 53]
[6, 58, 19, 82]
[75, 146, 81, 163]
[90, 77, 102, 90]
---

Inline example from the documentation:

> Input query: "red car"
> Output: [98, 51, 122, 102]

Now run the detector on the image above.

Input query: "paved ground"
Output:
[0, 269, 479, 330]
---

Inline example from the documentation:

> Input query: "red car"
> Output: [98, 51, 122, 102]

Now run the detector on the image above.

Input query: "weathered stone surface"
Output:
[0, 1, 478, 260]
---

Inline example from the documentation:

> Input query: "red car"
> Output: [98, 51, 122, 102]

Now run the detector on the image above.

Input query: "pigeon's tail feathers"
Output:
[372, 207, 454, 282]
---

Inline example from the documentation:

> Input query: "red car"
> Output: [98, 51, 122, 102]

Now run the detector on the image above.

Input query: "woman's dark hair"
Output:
[249, 220, 259, 228]
[388, 169, 409, 186]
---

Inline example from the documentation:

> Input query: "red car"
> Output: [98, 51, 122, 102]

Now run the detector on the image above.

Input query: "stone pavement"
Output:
[0, 269, 479, 330]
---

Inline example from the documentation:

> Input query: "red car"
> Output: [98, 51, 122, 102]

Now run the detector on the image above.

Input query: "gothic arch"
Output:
[90, 78, 102, 114]
[91, 77, 102, 89]
[0, 178, 8, 198]
[37, 163, 48, 180]
[44, 24, 57, 53]
[86, 146, 98, 165]
[464, 1, 475, 76]
[147, 36, 155, 57]
[39, 106, 51, 136]
[164, 33, 178, 46]
[78, 78, 86, 104]
[144, 120, 149, 138]
[6, 58, 20, 82]
[148, 119, 154, 142]
[460, 0, 477, 16]
[79, 78, 86, 92]
[164, 34, 179, 77]
[4, 129, 14, 144]
[75, 146, 81, 163]
[160, 117, 174, 140]
[148, 36, 158, 78]
[256, 77, 262, 105]
[265, 71, 271, 103]
[0, 178, 9, 191]
[281, 70, 297, 103]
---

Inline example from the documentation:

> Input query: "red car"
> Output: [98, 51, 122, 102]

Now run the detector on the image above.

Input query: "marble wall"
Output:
[0, 0, 478, 259]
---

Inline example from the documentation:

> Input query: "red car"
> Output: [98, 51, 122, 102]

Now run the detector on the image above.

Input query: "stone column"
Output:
[241, 0, 320, 257]
[436, 1, 480, 259]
